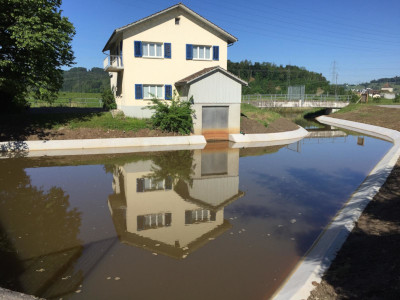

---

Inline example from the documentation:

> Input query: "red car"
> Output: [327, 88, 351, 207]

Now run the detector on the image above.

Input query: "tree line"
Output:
[63, 61, 347, 95]
[61, 67, 110, 93]
[227, 60, 346, 95]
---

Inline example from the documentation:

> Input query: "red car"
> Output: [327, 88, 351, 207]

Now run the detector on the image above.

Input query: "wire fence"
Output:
[242, 94, 351, 102]
[28, 98, 103, 108]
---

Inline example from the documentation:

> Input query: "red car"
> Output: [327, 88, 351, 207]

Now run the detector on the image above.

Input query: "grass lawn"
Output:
[0, 111, 151, 141]
[66, 112, 150, 131]
[27, 92, 103, 108]
[241, 103, 282, 127]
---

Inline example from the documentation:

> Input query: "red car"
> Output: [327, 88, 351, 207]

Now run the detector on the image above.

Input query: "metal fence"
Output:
[28, 98, 103, 108]
[242, 94, 351, 102]
[288, 85, 305, 100]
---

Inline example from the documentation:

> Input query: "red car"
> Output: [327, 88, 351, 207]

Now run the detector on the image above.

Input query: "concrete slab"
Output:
[229, 126, 309, 144]
[0, 135, 207, 156]
[273, 115, 400, 300]
[378, 105, 400, 109]
[0, 287, 40, 300]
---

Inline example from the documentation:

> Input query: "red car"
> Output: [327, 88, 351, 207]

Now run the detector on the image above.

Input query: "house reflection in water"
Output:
[108, 145, 244, 259]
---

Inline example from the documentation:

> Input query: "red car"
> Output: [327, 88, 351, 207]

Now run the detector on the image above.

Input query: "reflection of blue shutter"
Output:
[164, 43, 171, 58]
[186, 44, 193, 60]
[165, 85, 172, 100]
[135, 84, 143, 99]
[120, 40, 123, 66]
[213, 46, 219, 61]
[134, 41, 142, 57]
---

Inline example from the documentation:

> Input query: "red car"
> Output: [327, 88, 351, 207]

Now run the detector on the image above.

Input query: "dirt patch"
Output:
[308, 105, 400, 300]
[309, 160, 400, 300]
[0, 112, 299, 141]
[240, 116, 298, 134]
[24, 127, 182, 141]
[330, 105, 400, 131]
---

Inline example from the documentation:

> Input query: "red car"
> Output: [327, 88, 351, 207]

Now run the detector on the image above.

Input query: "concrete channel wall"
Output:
[0, 136, 207, 157]
[273, 116, 400, 300]
[0, 127, 311, 157]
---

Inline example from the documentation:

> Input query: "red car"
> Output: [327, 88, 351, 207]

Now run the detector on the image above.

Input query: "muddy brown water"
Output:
[0, 127, 392, 300]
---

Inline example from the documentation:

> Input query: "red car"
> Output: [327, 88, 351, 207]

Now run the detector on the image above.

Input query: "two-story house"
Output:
[103, 3, 247, 140]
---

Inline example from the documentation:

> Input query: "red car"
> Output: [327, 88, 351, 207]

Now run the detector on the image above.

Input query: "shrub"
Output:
[350, 94, 359, 103]
[146, 94, 194, 134]
[372, 97, 381, 103]
[101, 88, 117, 110]
[394, 95, 400, 103]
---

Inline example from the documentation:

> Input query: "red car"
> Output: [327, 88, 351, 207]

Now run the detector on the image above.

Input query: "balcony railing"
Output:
[103, 55, 123, 72]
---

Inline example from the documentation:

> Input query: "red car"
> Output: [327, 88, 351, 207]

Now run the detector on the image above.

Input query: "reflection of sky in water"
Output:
[229, 134, 391, 254]
[18, 133, 392, 300]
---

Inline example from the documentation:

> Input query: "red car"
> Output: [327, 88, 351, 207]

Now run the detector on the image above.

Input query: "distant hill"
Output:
[62, 62, 346, 95]
[62, 67, 109, 93]
[227, 60, 343, 95]
[346, 76, 400, 92]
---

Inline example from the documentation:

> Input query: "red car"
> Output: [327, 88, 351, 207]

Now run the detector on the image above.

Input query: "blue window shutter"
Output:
[135, 84, 143, 99]
[186, 44, 193, 60]
[164, 43, 171, 58]
[134, 41, 142, 57]
[213, 46, 219, 61]
[165, 85, 172, 100]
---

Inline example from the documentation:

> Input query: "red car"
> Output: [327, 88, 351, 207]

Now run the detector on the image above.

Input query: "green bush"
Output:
[372, 97, 381, 103]
[146, 94, 194, 134]
[101, 88, 117, 110]
[394, 95, 400, 103]
[350, 94, 359, 103]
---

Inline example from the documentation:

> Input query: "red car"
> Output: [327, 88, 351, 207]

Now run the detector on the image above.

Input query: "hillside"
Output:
[346, 76, 400, 92]
[227, 60, 343, 95]
[62, 67, 109, 93]
[61, 62, 346, 95]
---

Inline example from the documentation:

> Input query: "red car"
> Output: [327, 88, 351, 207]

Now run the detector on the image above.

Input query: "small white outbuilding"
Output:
[175, 66, 248, 140]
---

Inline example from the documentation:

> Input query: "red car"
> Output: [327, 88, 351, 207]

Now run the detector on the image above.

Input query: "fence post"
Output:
[69, 98, 72, 107]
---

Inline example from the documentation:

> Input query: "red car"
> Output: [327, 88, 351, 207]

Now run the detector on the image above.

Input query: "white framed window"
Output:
[193, 45, 211, 60]
[142, 42, 163, 58]
[143, 85, 163, 99]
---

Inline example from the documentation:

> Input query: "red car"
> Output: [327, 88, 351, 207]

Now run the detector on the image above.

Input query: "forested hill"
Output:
[368, 76, 400, 85]
[62, 62, 341, 95]
[62, 67, 109, 93]
[227, 60, 339, 95]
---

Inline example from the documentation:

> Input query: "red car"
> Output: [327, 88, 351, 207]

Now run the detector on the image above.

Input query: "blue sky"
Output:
[61, 0, 400, 84]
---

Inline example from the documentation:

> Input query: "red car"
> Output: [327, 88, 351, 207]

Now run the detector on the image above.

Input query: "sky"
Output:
[60, 0, 400, 84]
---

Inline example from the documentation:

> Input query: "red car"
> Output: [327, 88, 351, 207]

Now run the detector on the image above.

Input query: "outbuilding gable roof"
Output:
[175, 66, 248, 86]
[103, 3, 238, 52]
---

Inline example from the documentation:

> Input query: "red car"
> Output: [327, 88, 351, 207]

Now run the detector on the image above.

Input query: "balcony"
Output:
[103, 55, 124, 72]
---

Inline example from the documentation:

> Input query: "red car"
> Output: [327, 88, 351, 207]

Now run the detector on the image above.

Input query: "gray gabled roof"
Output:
[103, 3, 238, 52]
[175, 66, 248, 86]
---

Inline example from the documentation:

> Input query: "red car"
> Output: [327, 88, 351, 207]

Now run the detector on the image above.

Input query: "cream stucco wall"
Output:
[108, 9, 229, 111]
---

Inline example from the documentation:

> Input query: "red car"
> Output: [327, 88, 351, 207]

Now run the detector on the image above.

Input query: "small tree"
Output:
[0, 0, 75, 112]
[102, 88, 117, 110]
[146, 94, 194, 134]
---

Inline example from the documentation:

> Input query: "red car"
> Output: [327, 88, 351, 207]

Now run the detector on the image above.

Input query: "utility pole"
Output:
[332, 60, 338, 97]
[335, 73, 338, 98]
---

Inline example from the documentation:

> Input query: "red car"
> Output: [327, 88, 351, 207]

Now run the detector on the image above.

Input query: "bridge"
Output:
[243, 99, 349, 109]
[307, 129, 348, 139]
[242, 94, 350, 109]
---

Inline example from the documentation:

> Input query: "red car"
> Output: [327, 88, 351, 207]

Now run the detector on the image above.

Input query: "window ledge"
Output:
[142, 56, 164, 59]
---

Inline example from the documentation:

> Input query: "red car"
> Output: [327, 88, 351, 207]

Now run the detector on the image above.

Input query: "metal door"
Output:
[202, 106, 229, 140]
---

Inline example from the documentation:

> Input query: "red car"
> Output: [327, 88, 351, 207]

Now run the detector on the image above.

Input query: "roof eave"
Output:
[106, 3, 238, 49]
[182, 67, 248, 86]
[103, 30, 118, 52]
